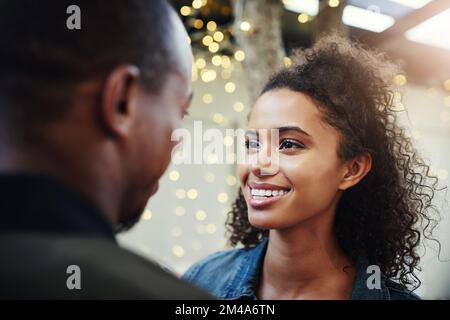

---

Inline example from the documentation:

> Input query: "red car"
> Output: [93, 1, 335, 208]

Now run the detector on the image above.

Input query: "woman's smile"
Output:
[247, 182, 292, 209]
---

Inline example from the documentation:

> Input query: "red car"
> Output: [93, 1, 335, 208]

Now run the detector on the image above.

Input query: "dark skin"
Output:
[240, 89, 372, 299]
[0, 10, 193, 229]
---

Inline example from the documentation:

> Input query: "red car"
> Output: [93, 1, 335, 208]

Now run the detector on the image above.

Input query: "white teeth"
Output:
[250, 188, 289, 197]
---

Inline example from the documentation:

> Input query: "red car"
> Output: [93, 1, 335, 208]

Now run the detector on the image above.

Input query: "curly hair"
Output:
[226, 34, 442, 289]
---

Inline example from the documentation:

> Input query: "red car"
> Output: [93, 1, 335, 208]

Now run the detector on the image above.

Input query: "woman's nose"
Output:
[250, 145, 280, 177]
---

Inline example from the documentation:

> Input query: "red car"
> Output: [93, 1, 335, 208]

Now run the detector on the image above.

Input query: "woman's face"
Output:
[239, 88, 348, 230]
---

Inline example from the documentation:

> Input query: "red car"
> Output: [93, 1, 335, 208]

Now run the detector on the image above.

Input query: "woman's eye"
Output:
[279, 139, 304, 150]
[245, 139, 260, 150]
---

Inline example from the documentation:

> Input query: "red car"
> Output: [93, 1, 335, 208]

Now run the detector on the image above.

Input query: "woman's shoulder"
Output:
[385, 279, 421, 300]
[182, 245, 263, 298]
[182, 247, 249, 282]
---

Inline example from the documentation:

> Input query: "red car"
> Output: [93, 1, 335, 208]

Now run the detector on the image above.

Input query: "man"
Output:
[0, 0, 210, 299]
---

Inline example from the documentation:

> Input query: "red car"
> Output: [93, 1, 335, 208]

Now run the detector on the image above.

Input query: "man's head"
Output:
[0, 0, 193, 228]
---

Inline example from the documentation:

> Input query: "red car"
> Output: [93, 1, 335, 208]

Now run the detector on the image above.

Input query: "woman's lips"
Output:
[248, 186, 291, 209]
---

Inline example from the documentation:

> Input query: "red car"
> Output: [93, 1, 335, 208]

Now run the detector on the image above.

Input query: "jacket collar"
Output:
[350, 257, 390, 300]
[221, 237, 268, 299]
[223, 237, 390, 300]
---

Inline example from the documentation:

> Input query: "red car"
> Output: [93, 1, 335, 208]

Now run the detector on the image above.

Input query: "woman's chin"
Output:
[248, 211, 281, 230]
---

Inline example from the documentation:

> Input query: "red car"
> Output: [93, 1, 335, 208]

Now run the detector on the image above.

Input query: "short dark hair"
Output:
[0, 0, 177, 142]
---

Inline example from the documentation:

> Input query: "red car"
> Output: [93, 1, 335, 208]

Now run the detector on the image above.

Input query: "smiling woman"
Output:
[182, 34, 442, 300]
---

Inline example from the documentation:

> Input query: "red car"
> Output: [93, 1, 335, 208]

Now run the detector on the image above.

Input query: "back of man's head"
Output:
[0, 0, 178, 143]
[0, 0, 193, 229]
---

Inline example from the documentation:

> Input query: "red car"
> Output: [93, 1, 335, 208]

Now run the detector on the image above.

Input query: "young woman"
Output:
[183, 35, 440, 300]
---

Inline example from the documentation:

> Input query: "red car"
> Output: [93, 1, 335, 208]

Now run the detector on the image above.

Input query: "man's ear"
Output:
[338, 152, 372, 191]
[101, 65, 140, 138]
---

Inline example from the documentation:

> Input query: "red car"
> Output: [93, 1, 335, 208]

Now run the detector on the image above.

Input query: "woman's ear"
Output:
[338, 153, 372, 191]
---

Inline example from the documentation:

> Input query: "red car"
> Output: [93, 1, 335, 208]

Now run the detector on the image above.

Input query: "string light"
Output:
[298, 13, 309, 23]
[169, 170, 180, 181]
[211, 55, 222, 66]
[142, 209, 153, 220]
[192, 0, 203, 9]
[225, 82, 236, 93]
[221, 56, 232, 68]
[195, 210, 207, 221]
[202, 35, 213, 46]
[208, 42, 220, 53]
[172, 245, 185, 257]
[329, 0, 340, 7]
[206, 21, 217, 31]
[213, 31, 224, 42]
[234, 50, 245, 62]
[223, 135, 234, 146]
[226, 176, 237, 186]
[187, 189, 198, 199]
[180, 6, 192, 16]
[195, 58, 206, 69]
[233, 101, 245, 112]
[212, 113, 224, 124]
[201, 69, 216, 82]
[202, 93, 214, 104]
[394, 74, 407, 86]
[283, 57, 292, 67]
[193, 19, 204, 29]
[217, 192, 228, 203]
[240, 21, 252, 32]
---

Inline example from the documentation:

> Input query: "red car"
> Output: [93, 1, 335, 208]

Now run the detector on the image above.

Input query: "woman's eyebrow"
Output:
[245, 129, 258, 136]
[276, 125, 311, 137]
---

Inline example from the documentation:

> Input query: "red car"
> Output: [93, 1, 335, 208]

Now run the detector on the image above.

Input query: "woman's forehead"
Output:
[248, 89, 321, 129]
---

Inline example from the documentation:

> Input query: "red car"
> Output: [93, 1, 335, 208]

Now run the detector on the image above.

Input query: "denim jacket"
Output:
[183, 238, 420, 300]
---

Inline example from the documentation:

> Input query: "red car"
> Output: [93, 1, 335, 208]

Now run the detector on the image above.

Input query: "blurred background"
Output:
[118, 0, 450, 299]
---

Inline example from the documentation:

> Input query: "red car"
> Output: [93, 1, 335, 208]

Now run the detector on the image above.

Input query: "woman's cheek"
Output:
[238, 163, 249, 188]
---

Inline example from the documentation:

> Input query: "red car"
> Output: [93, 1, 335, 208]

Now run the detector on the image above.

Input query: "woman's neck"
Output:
[258, 216, 355, 300]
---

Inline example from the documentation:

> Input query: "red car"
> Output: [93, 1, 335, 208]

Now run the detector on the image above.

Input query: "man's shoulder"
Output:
[0, 233, 210, 299]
